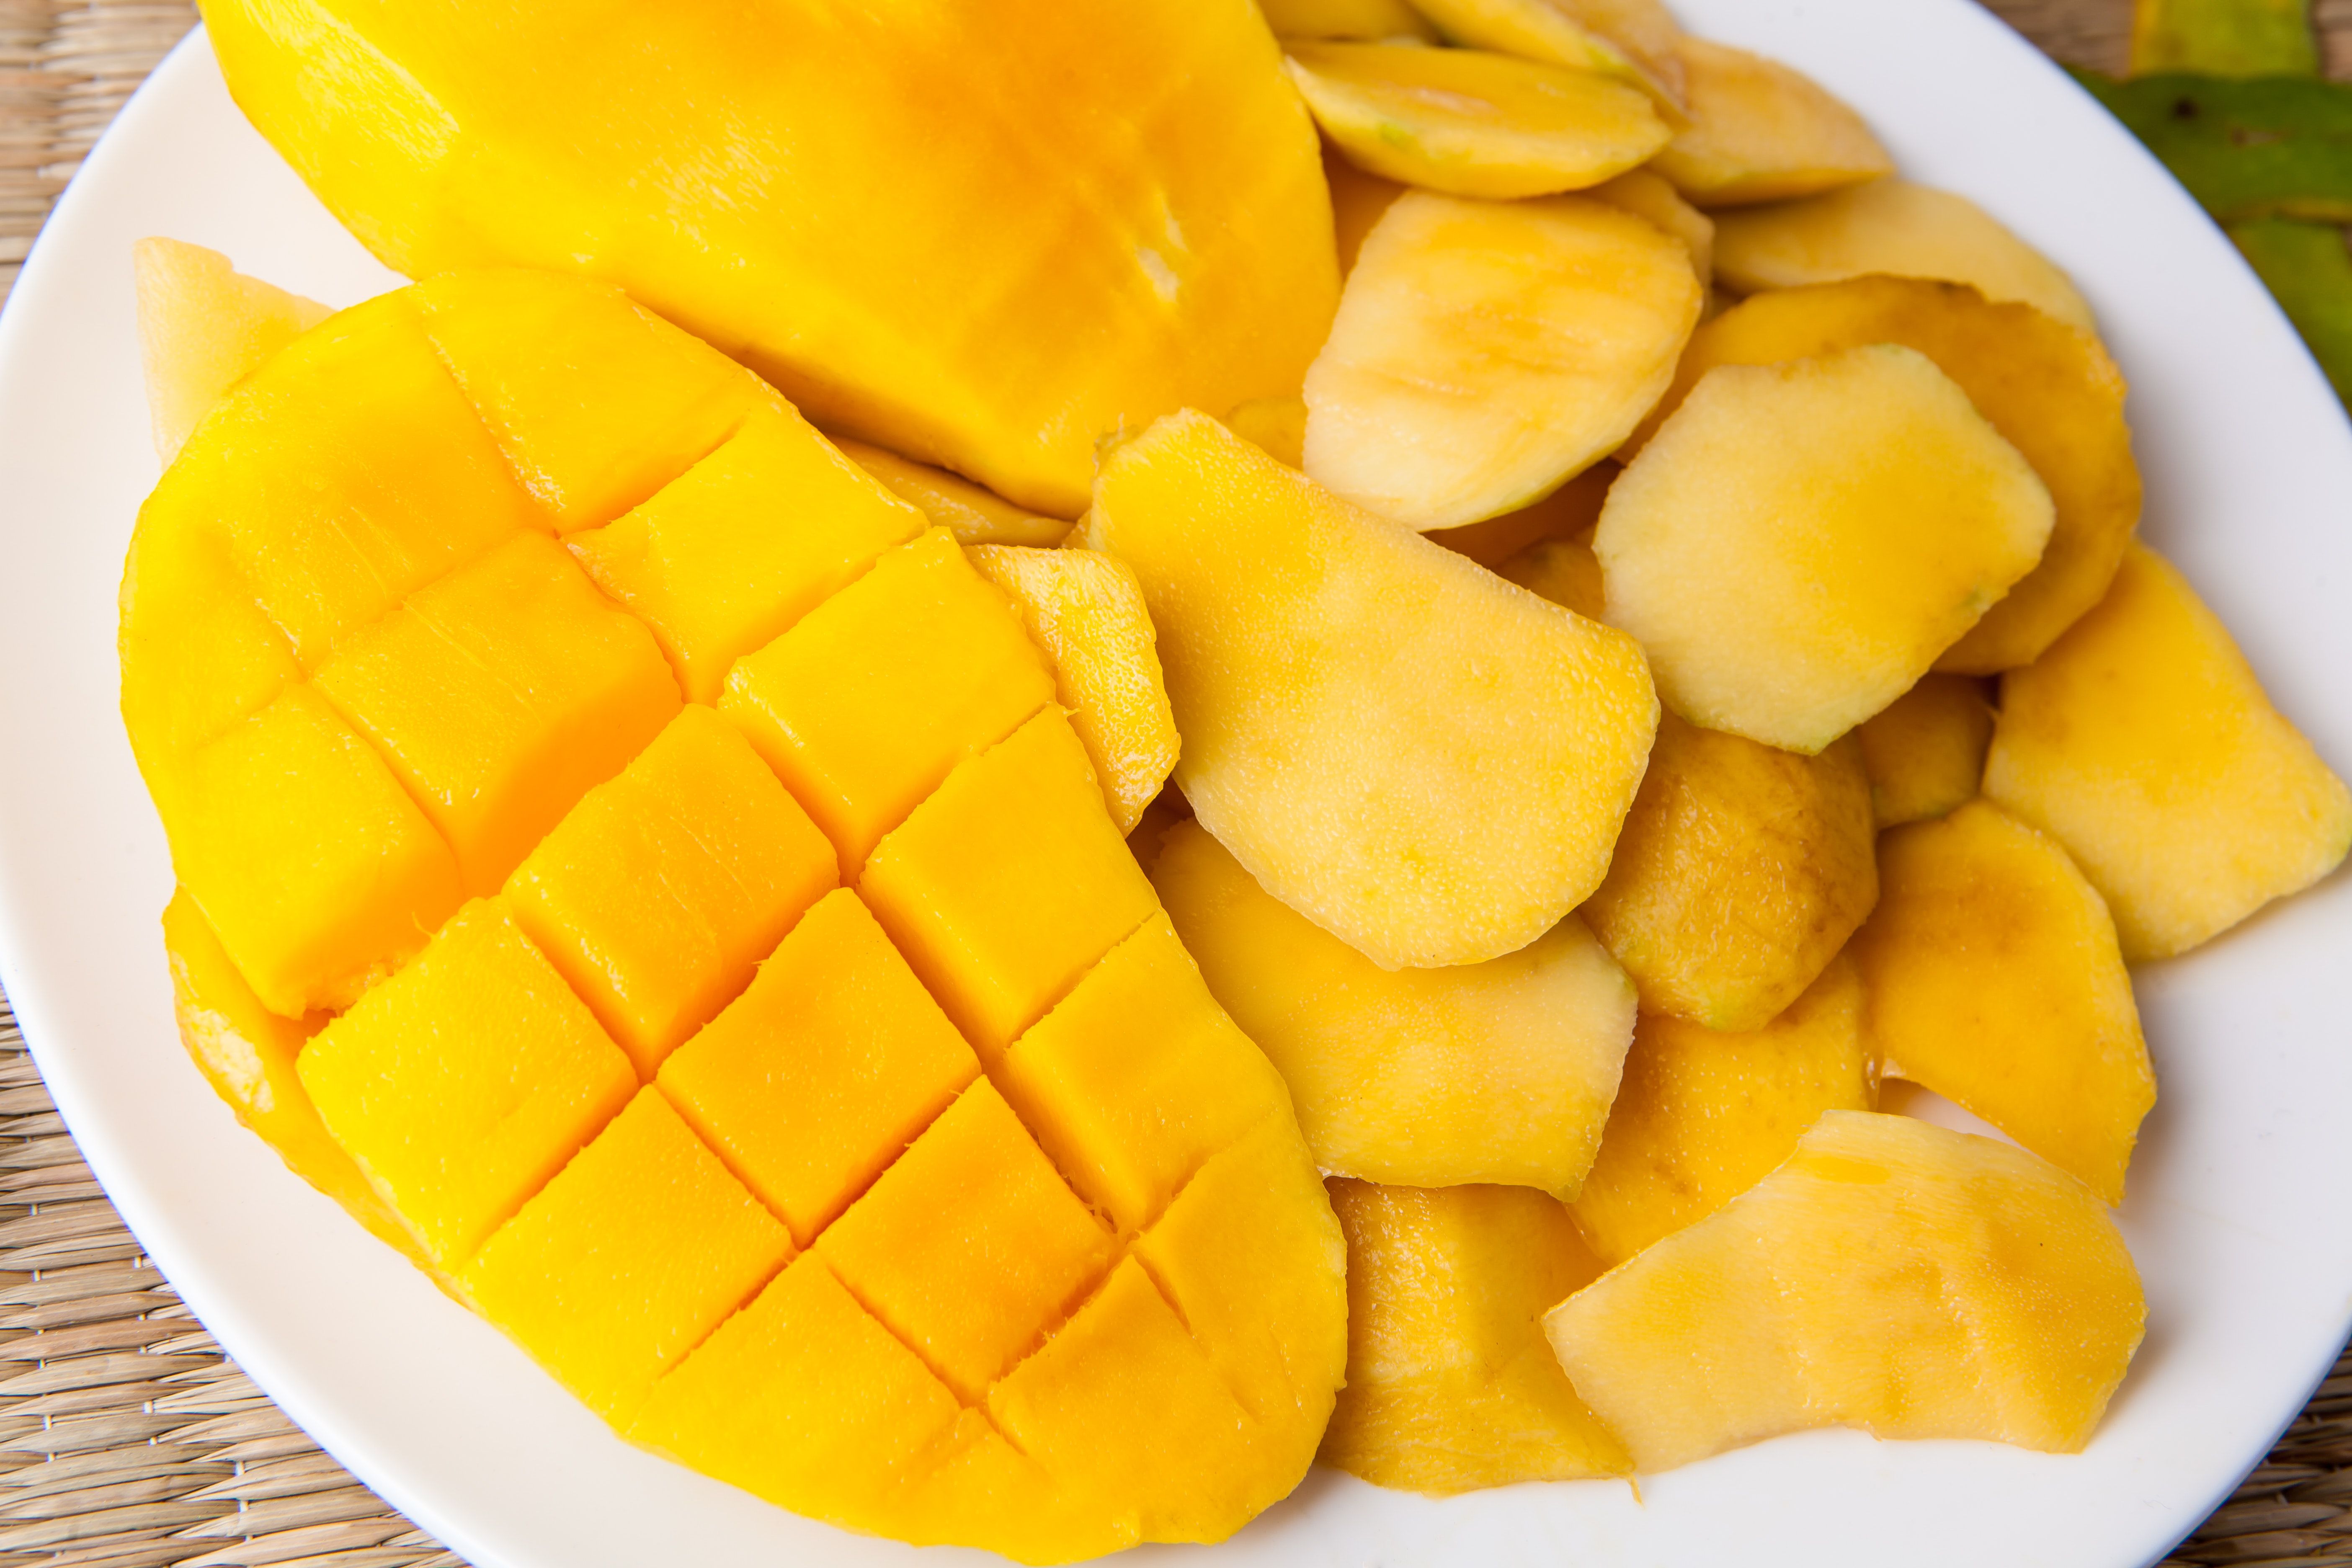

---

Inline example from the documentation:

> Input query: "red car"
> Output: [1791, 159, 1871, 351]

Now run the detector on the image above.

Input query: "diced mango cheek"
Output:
[815, 1081, 1114, 1403]
[505, 706, 838, 1078]
[463, 1087, 794, 1423]
[860, 708, 1159, 1055]
[721, 529, 1056, 875]
[174, 685, 463, 1018]
[315, 533, 682, 895]
[416, 270, 763, 531]
[657, 888, 980, 1248]
[569, 402, 926, 706]
[297, 900, 638, 1269]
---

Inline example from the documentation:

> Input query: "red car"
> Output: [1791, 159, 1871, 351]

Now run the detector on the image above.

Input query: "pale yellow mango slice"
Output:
[1259, 0, 1439, 41]
[967, 544, 1180, 835]
[133, 237, 333, 464]
[1855, 674, 1994, 828]
[831, 437, 1070, 547]
[1598, 344, 2055, 752]
[1586, 168, 1714, 286]
[1649, 38, 1893, 208]
[1324, 1179, 1630, 1493]
[1569, 957, 1870, 1268]
[1410, 0, 1685, 106]
[1629, 276, 2141, 674]
[1546, 1110, 2146, 1472]
[1304, 190, 1702, 530]
[1713, 180, 2096, 332]
[1286, 43, 1669, 201]
[1324, 150, 1406, 277]
[1155, 822, 1635, 1194]
[1580, 712, 1877, 1031]
[1428, 463, 1611, 568]
[1500, 532, 1606, 620]
[1986, 543, 2352, 960]
[1085, 410, 1658, 969]
[1851, 800, 2154, 1204]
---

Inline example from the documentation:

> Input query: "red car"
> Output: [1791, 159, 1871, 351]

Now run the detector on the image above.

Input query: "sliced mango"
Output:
[1854, 674, 1994, 828]
[1649, 38, 1891, 207]
[132, 237, 330, 463]
[1259, 0, 1439, 41]
[832, 437, 1071, 548]
[1410, 0, 1685, 106]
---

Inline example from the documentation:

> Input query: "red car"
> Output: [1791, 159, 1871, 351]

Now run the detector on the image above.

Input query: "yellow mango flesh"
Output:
[1408, 0, 1686, 107]
[1155, 820, 1636, 1195]
[832, 438, 1071, 548]
[1261, 0, 1440, 41]
[1854, 673, 1995, 828]
[1324, 1180, 1630, 1493]
[966, 545, 1181, 835]
[1712, 180, 2097, 333]
[1285, 43, 1669, 201]
[1851, 801, 2154, 1204]
[1086, 409, 1658, 969]
[1586, 169, 1715, 286]
[1636, 276, 2141, 674]
[1429, 460, 1613, 569]
[1569, 957, 1871, 1267]
[132, 237, 330, 463]
[1580, 712, 1877, 1032]
[1546, 1110, 2146, 1471]
[1648, 37, 1893, 207]
[1985, 542, 2352, 960]
[1598, 344, 2055, 753]
[122, 270, 1341, 1560]
[201, 0, 1337, 517]
[1501, 532, 1608, 620]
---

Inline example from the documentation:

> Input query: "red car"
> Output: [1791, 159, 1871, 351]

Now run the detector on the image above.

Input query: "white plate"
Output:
[2, 6, 2349, 1565]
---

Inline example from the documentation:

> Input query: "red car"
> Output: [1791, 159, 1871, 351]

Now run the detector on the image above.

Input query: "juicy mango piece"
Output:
[1638, 276, 2141, 674]
[1086, 410, 1659, 970]
[966, 545, 1181, 835]
[1501, 532, 1607, 620]
[1598, 344, 2055, 752]
[1851, 801, 2154, 1204]
[833, 438, 1071, 548]
[1259, 0, 1439, 41]
[1570, 958, 1871, 1267]
[1410, 0, 1685, 106]
[1587, 169, 1715, 286]
[132, 237, 330, 462]
[1324, 1180, 1630, 1493]
[1985, 542, 2352, 959]
[1711, 181, 2097, 333]
[1304, 190, 1702, 531]
[1428, 462, 1613, 568]
[1155, 820, 1636, 1195]
[1546, 1111, 2146, 1471]
[1285, 43, 1669, 200]
[201, 0, 1338, 517]
[126, 269, 1341, 1559]
[1854, 674, 1995, 828]
[1648, 38, 1892, 207]
[1580, 712, 1877, 1032]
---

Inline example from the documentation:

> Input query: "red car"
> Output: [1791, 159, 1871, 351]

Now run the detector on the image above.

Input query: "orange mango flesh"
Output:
[122, 269, 1341, 1562]
[201, 0, 1338, 517]
[1854, 673, 1995, 828]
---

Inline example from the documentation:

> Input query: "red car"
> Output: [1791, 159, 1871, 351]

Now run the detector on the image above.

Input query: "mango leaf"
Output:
[2130, 0, 2318, 77]
[2076, 70, 2352, 222]
[2228, 217, 2352, 405]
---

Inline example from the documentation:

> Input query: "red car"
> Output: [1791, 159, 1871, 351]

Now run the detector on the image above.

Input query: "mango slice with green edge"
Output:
[201, 0, 1337, 518]
[2078, 70, 2352, 224]
[1323, 1179, 1630, 1494]
[2228, 217, 2352, 406]
[2131, 0, 2318, 77]
[1545, 1110, 2146, 1473]
[122, 268, 1341, 1562]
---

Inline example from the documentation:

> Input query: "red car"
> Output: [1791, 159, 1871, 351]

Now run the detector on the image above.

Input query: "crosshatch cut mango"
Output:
[123, 266, 1342, 1562]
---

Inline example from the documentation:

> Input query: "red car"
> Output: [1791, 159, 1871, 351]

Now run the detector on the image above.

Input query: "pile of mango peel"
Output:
[116, 0, 2352, 1560]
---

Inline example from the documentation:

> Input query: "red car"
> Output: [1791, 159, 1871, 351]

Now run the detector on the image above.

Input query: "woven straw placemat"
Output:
[0, 2, 2347, 1565]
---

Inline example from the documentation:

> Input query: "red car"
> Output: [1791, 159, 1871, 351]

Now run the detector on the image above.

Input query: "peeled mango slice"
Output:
[1985, 542, 2352, 961]
[1630, 276, 2141, 674]
[1429, 462, 1613, 567]
[122, 268, 1341, 1562]
[1546, 1110, 2146, 1472]
[1851, 800, 2155, 1204]
[1500, 531, 1607, 619]
[1854, 673, 1995, 828]
[1304, 190, 1702, 531]
[1410, 0, 1686, 107]
[1579, 712, 1877, 1032]
[1155, 820, 1636, 1196]
[1648, 38, 1892, 208]
[1286, 42, 1669, 200]
[1586, 168, 1715, 285]
[1259, 0, 1440, 41]
[1712, 180, 2097, 332]
[133, 237, 330, 463]
[1568, 957, 1870, 1268]
[1324, 1179, 1630, 1493]
[1598, 344, 2055, 753]
[1084, 410, 1659, 970]
[201, 0, 1337, 517]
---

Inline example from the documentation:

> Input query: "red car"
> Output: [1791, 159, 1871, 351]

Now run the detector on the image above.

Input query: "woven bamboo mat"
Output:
[0, 0, 2349, 1564]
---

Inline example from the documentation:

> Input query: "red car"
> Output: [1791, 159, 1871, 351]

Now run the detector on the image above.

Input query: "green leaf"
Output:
[2076, 70, 2352, 223]
[2130, 0, 2318, 78]
[2227, 217, 2352, 406]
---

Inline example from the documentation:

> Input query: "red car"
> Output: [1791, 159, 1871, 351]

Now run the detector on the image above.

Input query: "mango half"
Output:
[123, 269, 1342, 1563]
[198, 0, 1337, 518]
